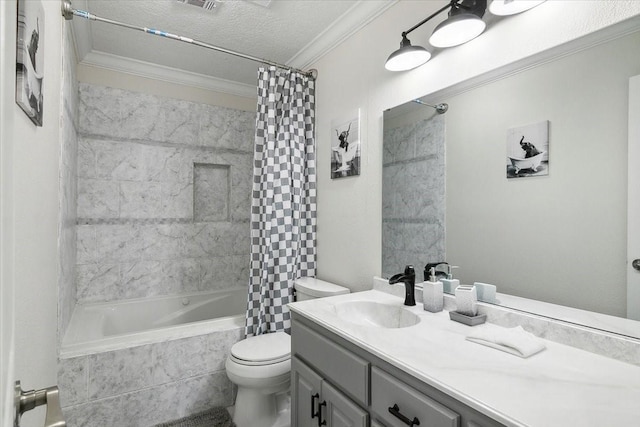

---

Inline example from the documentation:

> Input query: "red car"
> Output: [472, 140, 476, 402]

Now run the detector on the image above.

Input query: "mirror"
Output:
[383, 23, 640, 338]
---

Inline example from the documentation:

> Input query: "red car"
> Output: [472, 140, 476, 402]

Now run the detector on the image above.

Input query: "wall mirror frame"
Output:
[383, 15, 640, 340]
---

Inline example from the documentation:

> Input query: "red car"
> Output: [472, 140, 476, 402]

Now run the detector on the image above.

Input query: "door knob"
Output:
[14, 381, 66, 427]
[633, 259, 640, 271]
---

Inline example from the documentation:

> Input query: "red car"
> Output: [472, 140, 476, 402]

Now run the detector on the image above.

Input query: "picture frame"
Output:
[506, 120, 549, 178]
[330, 110, 361, 179]
[16, 0, 45, 126]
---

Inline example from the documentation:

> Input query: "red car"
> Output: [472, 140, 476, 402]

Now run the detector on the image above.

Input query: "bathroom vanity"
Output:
[291, 312, 502, 427]
[289, 290, 640, 427]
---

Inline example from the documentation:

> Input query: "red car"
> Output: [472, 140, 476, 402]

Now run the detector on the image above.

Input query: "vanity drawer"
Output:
[292, 321, 369, 406]
[372, 366, 460, 427]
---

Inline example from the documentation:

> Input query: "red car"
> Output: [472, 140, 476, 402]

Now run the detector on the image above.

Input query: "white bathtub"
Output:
[508, 151, 546, 174]
[61, 287, 246, 357]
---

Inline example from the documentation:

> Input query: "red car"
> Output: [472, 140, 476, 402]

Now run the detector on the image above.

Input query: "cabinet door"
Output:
[293, 321, 370, 406]
[292, 357, 323, 427]
[322, 381, 369, 427]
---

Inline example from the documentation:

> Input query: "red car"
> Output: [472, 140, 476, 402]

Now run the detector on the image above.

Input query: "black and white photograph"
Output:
[330, 112, 361, 179]
[506, 120, 549, 178]
[16, 0, 45, 126]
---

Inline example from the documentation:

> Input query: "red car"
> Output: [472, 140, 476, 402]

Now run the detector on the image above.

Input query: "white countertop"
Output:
[288, 290, 640, 427]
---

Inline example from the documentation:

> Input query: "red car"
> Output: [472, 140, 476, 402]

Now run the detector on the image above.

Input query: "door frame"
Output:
[1, 0, 17, 425]
[628, 75, 640, 320]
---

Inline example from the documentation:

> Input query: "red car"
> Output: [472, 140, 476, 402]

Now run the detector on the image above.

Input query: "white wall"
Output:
[0, 1, 63, 426]
[311, 1, 640, 292]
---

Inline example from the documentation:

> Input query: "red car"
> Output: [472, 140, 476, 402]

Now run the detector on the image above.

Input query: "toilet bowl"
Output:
[225, 332, 291, 427]
[226, 277, 349, 427]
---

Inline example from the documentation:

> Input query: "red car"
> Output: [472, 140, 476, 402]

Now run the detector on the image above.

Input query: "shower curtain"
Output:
[244, 66, 316, 336]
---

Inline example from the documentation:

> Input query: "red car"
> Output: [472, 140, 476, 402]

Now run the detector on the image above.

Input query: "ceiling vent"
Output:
[177, 0, 221, 12]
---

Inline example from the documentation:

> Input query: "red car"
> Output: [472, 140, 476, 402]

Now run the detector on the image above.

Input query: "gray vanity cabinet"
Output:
[371, 366, 459, 427]
[292, 312, 507, 427]
[293, 357, 368, 427]
[322, 376, 370, 427]
[292, 323, 369, 427]
[292, 356, 323, 427]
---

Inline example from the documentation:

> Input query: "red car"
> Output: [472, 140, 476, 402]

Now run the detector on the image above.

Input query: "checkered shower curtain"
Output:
[244, 66, 317, 336]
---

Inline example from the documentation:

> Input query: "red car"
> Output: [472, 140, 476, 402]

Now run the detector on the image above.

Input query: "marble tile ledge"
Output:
[373, 276, 640, 366]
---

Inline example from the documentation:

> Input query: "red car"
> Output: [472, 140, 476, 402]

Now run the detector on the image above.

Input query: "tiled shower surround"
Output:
[58, 21, 79, 346]
[382, 114, 445, 279]
[75, 83, 254, 303]
[58, 83, 255, 426]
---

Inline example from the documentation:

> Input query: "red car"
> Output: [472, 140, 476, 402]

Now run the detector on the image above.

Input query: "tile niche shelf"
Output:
[194, 163, 231, 223]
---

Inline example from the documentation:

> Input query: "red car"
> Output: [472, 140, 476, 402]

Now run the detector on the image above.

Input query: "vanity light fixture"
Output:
[385, 0, 487, 71]
[488, 0, 546, 16]
[384, 1, 451, 71]
[385, 34, 432, 71]
[429, 0, 486, 48]
[385, 0, 546, 72]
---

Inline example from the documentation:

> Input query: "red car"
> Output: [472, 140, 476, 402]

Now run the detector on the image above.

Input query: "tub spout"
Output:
[389, 265, 416, 306]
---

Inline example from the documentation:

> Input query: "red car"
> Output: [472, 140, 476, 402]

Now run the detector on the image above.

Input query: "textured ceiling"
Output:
[73, 0, 393, 88]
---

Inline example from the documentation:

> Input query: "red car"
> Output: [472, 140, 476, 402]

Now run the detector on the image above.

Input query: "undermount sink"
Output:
[334, 301, 421, 328]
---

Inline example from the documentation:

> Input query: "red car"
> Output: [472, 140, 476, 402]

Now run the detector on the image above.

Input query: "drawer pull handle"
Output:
[311, 393, 320, 419]
[388, 403, 420, 426]
[318, 400, 327, 426]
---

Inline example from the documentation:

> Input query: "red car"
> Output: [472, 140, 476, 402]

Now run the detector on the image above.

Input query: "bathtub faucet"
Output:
[389, 265, 416, 306]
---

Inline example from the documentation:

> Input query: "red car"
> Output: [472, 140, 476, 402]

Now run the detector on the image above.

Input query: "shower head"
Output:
[412, 99, 448, 114]
[434, 103, 448, 114]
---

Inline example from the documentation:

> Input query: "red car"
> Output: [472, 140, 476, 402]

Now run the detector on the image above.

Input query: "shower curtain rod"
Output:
[61, 0, 317, 79]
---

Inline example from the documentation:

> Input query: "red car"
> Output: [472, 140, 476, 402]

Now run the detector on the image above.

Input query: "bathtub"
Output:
[61, 287, 246, 357]
[508, 151, 546, 174]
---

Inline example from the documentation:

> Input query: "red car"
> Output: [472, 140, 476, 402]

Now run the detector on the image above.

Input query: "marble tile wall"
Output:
[58, 328, 242, 426]
[76, 83, 255, 303]
[194, 164, 230, 222]
[382, 114, 445, 279]
[58, 21, 79, 345]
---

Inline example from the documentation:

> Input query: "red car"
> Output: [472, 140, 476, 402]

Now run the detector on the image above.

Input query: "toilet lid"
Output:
[231, 332, 291, 364]
[295, 277, 350, 298]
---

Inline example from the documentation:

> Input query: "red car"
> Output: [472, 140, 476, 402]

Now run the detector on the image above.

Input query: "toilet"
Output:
[225, 277, 349, 427]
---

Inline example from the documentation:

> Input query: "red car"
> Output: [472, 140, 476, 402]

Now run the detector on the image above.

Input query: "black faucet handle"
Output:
[404, 265, 415, 276]
[424, 262, 447, 282]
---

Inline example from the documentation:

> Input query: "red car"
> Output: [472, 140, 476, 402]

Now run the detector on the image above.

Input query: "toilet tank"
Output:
[294, 277, 350, 301]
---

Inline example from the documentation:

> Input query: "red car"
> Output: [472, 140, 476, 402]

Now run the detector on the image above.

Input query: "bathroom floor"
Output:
[154, 407, 235, 427]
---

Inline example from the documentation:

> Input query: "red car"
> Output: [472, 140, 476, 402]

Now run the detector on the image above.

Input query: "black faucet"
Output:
[389, 265, 416, 306]
[424, 262, 448, 282]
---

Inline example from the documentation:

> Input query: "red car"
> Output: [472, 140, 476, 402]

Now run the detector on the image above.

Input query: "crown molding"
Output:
[287, 0, 398, 70]
[68, 0, 397, 90]
[79, 51, 257, 98]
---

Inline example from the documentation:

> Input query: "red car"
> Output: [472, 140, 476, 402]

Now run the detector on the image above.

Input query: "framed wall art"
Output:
[506, 120, 549, 178]
[16, 0, 45, 126]
[330, 110, 361, 179]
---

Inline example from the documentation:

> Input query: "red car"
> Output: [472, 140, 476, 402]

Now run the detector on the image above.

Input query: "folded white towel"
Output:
[466, 325, 546, 358]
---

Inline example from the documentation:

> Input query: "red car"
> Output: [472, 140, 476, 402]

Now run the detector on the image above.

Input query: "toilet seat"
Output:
[230, 331, 291, 366]
[226, 332, 291, 386]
